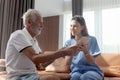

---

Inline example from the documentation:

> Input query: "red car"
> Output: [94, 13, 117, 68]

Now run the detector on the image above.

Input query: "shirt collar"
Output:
[22, 28, 36, 41]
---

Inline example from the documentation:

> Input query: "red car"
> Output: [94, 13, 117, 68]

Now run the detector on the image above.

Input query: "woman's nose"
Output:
[71, 26, 76, 30]
[71, 26, 74, 29]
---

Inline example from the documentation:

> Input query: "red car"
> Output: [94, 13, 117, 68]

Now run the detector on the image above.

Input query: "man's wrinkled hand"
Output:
[63, 44, 81, 56]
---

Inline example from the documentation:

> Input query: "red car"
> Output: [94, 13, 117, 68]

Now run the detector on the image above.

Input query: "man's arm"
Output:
[22, 44, 79, 65]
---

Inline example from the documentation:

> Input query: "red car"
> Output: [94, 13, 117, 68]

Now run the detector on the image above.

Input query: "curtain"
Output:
[0, 0, 35, 59]
[71, 0, 83, 38]
[83, 0, 120, 53]
[72, 0, 83, 16]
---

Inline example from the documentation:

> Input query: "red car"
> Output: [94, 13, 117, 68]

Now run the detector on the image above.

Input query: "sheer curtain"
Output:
[83, 0, 120, 53]
[63, 0, 120, 53]
[0, 0, 34, 59]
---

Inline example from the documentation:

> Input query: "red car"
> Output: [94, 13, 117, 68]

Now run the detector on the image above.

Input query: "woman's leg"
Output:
[70, 72, 82, 80]
[80, 71, 103, 80]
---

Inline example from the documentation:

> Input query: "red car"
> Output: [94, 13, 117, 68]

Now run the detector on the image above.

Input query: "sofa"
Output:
[0, 52, 120, 80]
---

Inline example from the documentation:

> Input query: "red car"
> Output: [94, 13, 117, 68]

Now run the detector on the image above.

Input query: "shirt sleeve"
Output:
[89, 36, 101, 57]
[64, 41, 69, 47]
[64, 39, 72, 47]
[11, 31, 32, 52]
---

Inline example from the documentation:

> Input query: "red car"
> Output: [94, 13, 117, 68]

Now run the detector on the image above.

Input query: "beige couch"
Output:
[1, 53, 120, 80]
[96, 54, 120, 80]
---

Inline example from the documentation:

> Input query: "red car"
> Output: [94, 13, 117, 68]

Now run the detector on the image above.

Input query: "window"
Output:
[63, 9, 120, 53]
[63, 0, 120, 53]
[102, 8, 120, 53]
[62, 14, 72, 46]
[83, 11, 95, 36]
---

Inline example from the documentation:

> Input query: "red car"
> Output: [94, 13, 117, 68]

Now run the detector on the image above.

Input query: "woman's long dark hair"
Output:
[71, 15, 89, 38]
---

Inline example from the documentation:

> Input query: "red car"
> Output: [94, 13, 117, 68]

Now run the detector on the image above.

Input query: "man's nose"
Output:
[40, 23, 44, 29]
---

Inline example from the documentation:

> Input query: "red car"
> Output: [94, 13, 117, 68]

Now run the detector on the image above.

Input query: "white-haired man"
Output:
[5, 9, 80, 80]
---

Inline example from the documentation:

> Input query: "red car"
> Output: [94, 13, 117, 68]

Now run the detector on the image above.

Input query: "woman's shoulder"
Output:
[64, 38, 76, 47]
[88, 35, 96, 39]
[88, 35, 97, 41]
[65, 38, 75, 42]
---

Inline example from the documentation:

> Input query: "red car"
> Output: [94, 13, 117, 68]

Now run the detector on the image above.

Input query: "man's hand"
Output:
[59, 44, 81, 56]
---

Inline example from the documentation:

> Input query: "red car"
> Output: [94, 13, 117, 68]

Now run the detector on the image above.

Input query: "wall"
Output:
[37, 16, 59, 51]
[34, 0, 72, 49]
[35, 0, 64, 17]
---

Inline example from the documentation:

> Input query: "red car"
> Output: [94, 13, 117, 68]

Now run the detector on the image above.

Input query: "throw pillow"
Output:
[45, 57, 70, 73]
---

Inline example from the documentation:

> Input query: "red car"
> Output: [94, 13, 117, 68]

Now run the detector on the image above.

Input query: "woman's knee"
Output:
[70, 72, 81, 80]
[80, 71, 103, 80]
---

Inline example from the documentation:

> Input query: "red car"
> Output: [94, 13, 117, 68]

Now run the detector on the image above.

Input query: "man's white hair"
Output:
[22, 9, 42, 26]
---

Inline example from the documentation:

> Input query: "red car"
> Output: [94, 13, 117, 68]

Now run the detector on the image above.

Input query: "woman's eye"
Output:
[73, 26, 77, 28]
[70, 25, 77, 28]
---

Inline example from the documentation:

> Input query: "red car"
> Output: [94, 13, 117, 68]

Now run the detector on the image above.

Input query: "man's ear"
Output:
[27, 19, 32, 27]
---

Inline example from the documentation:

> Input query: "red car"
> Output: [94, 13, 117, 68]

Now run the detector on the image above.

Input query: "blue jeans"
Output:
[70, 71, 104, 80]
[16, 74, 39, 80]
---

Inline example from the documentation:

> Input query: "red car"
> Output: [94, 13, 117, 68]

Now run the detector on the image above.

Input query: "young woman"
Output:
[64, 15, 104, 80]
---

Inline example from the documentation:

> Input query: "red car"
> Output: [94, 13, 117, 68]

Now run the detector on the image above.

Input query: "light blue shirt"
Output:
[64, 36, 103, 76]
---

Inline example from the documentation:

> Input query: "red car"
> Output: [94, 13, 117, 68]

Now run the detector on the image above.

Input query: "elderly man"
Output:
[5, 9, 80, 80]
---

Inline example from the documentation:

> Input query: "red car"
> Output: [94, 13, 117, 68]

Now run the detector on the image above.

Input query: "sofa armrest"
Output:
[0, 59, 5, 67]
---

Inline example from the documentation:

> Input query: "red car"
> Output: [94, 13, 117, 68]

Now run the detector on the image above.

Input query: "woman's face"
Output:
[70, 20, 83, 36]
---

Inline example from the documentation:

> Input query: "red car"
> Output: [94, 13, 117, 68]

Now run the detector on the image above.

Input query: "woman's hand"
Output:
[77, 37, 89, 54]
[78, 37, 94, 64]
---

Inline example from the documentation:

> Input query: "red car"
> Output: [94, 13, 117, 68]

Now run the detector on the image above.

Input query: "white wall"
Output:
[35, 0, 64, 17]
[35, 0, 72, 48]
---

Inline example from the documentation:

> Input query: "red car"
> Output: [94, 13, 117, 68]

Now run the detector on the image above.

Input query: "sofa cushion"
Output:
[0, 59, 5, 67]
[0, 74, 6, 80]
[104, 77, 120, 80]
[101, 66, 120, 77]
[96, 54, 120, 77]
[96, 54, 120, 66]
[45, 57, 70, 73]
[44, 51, 70, 73]
[39, 70, 70, 80]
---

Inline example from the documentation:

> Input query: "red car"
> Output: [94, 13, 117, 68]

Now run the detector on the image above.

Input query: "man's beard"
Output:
[31, 27, 41, 36]
[34, 29, 41, 36]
